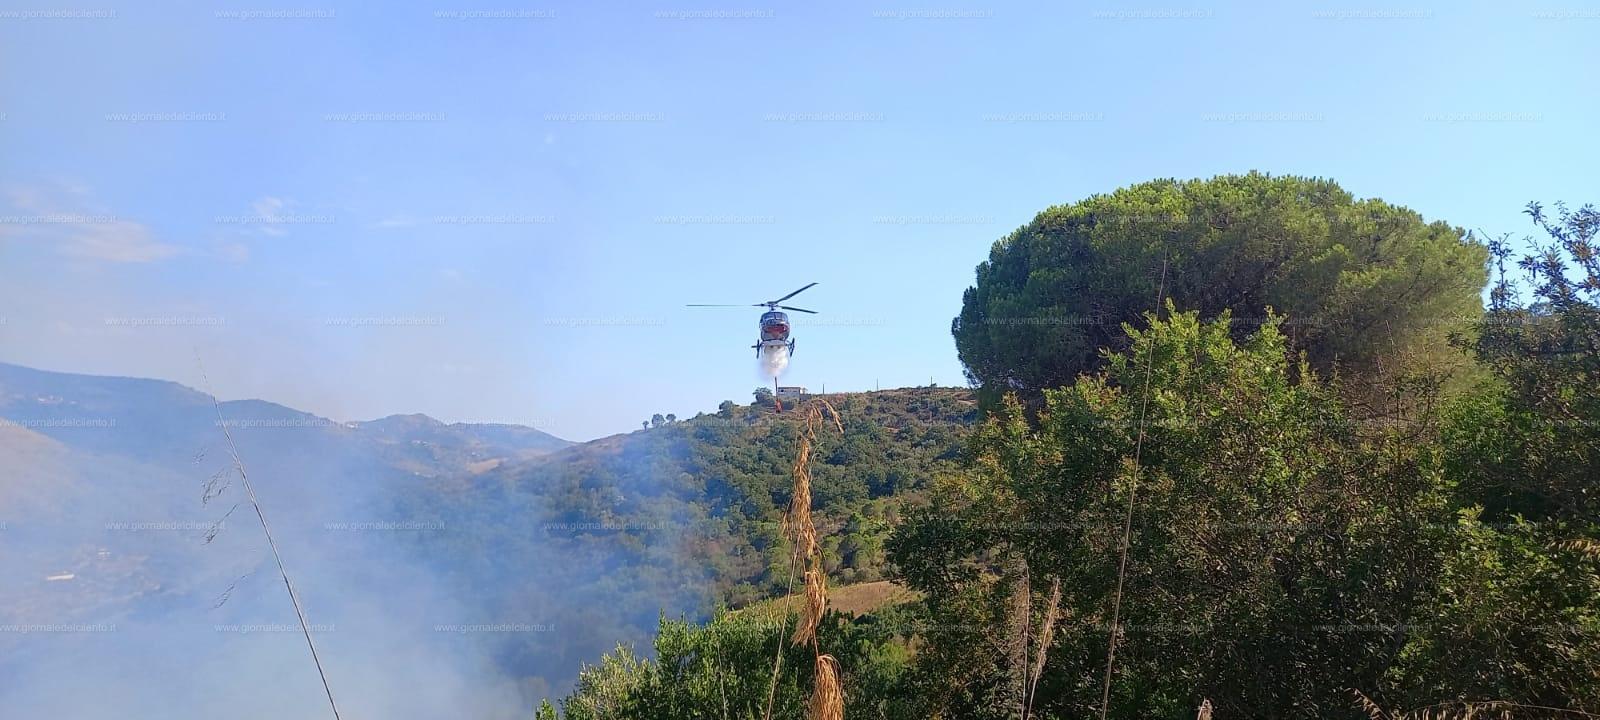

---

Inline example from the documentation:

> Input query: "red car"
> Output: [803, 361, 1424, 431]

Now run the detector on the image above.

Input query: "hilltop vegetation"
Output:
[434, 385, 974, 596]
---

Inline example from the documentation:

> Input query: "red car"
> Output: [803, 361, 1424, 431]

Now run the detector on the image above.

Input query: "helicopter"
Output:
[688, 282, 818, 357]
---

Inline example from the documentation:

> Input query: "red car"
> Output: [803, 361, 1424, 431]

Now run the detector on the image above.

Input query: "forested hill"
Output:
[392, 386, 977, 694]
[406, 386, 976, 602]
[559, 388, 973, 586]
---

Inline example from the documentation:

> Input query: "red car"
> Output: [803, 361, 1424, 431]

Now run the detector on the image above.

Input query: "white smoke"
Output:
[759, 345, 789, 379]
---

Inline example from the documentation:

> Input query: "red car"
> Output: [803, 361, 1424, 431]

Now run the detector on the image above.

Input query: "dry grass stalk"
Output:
[1008, 559, 1031, 719]
[793, 561, 829, 646]
[816, 397, 843, 434]
[1346, 691, 1586, 720]
[1351, 689, 1391, 720]
[1024, 575, 1062, 719]
[809, 654, 845, 720]
[786, 401, 843, 647]
[788, 431, 817, 558]
[1556, 538, 1600, 561]
[765, 399, 846, 720]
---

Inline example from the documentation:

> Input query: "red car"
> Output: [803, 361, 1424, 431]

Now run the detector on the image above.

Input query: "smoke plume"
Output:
[0, 364, 708, 720]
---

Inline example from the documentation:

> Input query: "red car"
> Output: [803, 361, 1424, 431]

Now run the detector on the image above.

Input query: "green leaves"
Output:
[1386, 510, 1600, 708]
[558, 610, 918, 720]
[900, 308, 1454, 717]
[1378, 202, 1600, 711]
[900, 197, 1600, 718]
[953, 173, 1489, 405]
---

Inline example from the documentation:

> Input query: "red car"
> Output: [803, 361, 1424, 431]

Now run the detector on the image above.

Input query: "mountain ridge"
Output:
[0, 360, 573, 453]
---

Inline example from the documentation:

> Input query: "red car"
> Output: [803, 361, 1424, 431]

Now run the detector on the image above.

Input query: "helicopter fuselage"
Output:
[755, 310, 796, 356]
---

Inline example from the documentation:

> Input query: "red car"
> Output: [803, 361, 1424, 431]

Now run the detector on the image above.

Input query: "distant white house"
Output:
[776, 386, 808, 401]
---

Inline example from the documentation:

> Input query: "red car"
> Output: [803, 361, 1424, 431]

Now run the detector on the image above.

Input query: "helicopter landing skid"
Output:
[753, 339, 795, 358]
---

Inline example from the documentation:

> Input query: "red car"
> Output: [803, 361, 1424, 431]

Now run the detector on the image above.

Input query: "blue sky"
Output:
[1, 0, 1595, 440]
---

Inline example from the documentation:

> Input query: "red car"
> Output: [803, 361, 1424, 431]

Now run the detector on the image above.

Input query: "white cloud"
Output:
[221, 195, 334, 237]
[59, 221, 179, 263]
[212, 240, 251, 263]
[251, 196, 287, 235]
[0, 182, 179, 263]
[251, 196, 286, 217]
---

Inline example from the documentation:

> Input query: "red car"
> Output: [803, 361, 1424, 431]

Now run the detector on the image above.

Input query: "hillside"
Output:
[392, 386, 977, 695]
[452, 386, 973, 598]
[0, 362, 977, 705]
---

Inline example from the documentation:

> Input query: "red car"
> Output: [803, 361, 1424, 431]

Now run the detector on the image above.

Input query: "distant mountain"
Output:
[353, 413, 571, 477]
[0, 361, 974, 718]
[0, 362, 570, 466]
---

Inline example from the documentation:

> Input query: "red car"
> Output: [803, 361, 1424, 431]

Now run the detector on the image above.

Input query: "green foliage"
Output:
[891, 200, 1599, 718]
[952, 172, 1488, 403]
[1384, 511, 1600, 709]
[557, 610, 917, 720]
[562, 644, 651, 719]
[898, 307, 1453, 718]
[1380, 203, 1600, 711]
[1452, 203, 1600, 523]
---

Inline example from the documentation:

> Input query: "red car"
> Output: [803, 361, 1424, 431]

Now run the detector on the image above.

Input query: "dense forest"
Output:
[391, 386, 976, 695]
[537, 174, 1599, 719]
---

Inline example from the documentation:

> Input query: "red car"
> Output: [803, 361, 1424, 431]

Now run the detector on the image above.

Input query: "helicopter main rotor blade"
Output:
[777, 305, 817, 314]
[770, 282, 818, 304]
[686, 304, 747, 308]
